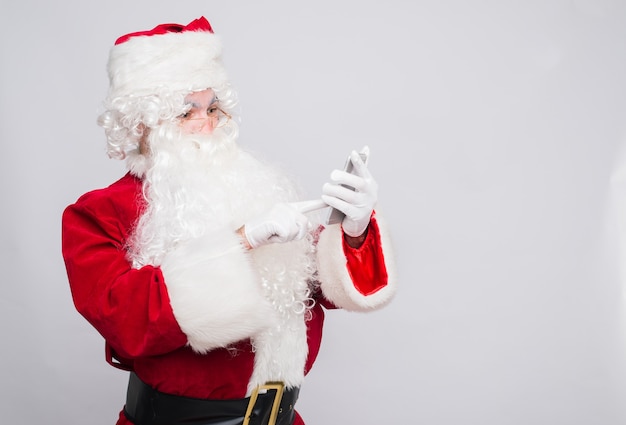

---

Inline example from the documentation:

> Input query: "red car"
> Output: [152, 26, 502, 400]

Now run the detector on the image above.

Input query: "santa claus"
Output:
[62, 16, 396, 425]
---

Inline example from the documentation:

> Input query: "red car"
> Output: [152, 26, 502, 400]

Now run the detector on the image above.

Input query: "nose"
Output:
[195, 115, 215, 134]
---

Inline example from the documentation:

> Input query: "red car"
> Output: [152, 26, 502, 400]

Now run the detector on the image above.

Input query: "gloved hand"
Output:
[242, 203, 311, 249]
[321, 148, 378, 237]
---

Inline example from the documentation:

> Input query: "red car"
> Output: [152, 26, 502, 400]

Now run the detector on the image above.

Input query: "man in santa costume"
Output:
[62, 16, 396, 425]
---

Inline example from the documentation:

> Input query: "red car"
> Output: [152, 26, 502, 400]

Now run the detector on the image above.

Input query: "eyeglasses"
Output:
[177, 99, 232, 129]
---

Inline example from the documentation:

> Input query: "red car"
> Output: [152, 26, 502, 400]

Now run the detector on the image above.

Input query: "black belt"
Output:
[123, 372, 299, 425]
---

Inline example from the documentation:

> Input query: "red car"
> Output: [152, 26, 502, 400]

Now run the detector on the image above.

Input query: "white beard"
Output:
[127, 123, 317, 389]
[128, 122, 310, 267]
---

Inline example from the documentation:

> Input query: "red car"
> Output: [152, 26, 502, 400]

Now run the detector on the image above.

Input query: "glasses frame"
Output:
[177, 97, 232, 129]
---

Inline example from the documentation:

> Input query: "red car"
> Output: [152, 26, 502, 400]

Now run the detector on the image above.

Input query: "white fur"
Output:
[316, 214, 397, 311]
[108, 31, 228, 99]
[160, 229, 277, 353]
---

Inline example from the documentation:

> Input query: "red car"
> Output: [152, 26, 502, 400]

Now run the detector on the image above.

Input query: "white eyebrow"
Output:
[184, 96, 218, 109]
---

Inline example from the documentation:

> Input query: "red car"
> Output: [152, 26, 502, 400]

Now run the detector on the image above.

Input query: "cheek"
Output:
[179, 120, 196, 134]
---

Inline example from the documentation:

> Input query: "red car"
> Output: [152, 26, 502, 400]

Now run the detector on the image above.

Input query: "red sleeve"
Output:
[61, 190, 188, 360]
[342, 214, 389, 296]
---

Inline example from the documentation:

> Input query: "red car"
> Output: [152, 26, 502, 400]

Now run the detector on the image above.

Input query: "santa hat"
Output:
[106, 16, 229, 99]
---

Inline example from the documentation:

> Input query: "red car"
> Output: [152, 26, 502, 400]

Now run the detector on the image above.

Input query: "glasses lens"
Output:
[176, 105, 231, 129]
[215, 108, 231, 128]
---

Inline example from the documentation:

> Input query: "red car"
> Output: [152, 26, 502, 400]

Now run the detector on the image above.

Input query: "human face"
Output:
[177, 89, 230, 135]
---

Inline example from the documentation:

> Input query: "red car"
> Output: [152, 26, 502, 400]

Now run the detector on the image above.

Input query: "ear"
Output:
[138, 124, 150, 154]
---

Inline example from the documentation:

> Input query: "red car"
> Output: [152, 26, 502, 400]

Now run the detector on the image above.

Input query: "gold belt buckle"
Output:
[243, 382, 285, 425]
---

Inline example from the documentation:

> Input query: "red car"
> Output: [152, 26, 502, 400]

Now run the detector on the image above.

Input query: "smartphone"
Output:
[325, 149, 370, 225]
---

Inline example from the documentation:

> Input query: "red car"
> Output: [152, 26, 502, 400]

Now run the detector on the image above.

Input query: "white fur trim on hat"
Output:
[107, 30, 229, 99]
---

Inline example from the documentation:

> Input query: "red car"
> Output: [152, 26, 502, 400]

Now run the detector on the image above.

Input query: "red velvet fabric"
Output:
[62, 172, 386, 424]
[115, 16, 214, 45]
[342, 214, 389, 295]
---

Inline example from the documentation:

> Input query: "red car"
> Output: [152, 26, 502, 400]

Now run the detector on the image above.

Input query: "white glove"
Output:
[321, 149, 378, 237]
[242, 203, 311, 249]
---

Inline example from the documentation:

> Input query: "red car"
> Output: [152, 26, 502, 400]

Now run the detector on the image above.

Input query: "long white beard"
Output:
[128, 122, 311, 267]
[127, 123, 317, 388]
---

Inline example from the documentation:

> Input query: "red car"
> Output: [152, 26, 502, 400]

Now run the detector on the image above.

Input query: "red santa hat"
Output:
[106, 16, 229, 99]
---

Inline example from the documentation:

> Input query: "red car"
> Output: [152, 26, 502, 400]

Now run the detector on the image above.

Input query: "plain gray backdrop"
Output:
[2, 0, 626, 424]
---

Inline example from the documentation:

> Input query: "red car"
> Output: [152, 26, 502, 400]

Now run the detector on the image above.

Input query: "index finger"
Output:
[349, 149, 371, 178]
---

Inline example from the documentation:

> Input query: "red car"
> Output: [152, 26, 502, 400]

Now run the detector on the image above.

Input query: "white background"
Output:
[2, 0, 626, 424]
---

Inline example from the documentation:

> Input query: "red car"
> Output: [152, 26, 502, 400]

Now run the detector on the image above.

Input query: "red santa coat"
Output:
[62, 173, 396, 425]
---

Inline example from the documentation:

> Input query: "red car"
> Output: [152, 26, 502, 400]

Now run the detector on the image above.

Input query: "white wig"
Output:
[95, 17, 235, 161]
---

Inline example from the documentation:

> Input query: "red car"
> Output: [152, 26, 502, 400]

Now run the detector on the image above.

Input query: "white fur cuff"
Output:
[160, 229, 276, 353]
